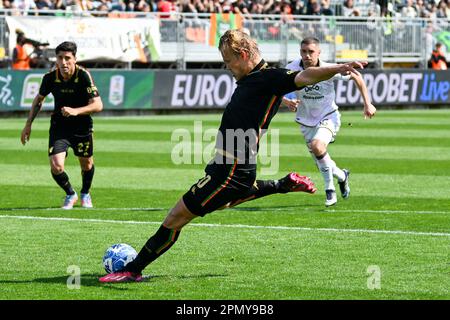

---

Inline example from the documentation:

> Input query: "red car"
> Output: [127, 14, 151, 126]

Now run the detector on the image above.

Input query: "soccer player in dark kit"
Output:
[100, 29, 366, 283]
[21, 41, 103, 210]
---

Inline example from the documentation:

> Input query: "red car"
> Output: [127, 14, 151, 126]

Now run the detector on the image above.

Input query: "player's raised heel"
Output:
[338, 169, 350, 199]
[62, 193, 78, 210]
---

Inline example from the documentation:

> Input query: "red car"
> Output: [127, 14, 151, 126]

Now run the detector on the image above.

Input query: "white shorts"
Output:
[299, 111, 341, 147]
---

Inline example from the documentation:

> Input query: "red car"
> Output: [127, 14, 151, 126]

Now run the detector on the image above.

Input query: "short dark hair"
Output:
[55, 41, 77, 56]
[301, 37, 320, 46]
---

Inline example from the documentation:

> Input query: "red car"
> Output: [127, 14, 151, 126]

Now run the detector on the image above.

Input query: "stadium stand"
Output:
[0, 1, 449, 69]
[0, 0, 447, 18]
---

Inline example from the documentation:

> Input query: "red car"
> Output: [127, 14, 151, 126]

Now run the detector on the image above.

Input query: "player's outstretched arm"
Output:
[294, 61, 367, 88]
[350, 70, 377, 119]
[21, 94, 44, 145]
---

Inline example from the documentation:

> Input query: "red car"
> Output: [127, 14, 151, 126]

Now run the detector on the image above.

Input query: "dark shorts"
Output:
[48, 131, 94, 158]
[182, 161, 256, 217]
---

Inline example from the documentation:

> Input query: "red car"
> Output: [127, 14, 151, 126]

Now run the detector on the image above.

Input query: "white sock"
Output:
[314, 152, 346, 182]
[316, 153, 335, 191]
[329, 157, 346, 182]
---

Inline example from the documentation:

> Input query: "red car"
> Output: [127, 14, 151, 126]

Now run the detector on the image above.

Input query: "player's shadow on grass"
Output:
[0, 274, 131, 290]
[151, 273, 228, 281]
[0, 273, 228, 290]
[0, 274, 124, 289]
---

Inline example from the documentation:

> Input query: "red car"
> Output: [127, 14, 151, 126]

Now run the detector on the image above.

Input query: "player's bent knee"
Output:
[310, 140, 327, 156]
[49, 154, 66, 173]
[81, 163, 93, 171]
[163, 199, 197, 230]
[51, 168, 64, 175]
[79, 157, 94, 171]
[50, 163, 64, 174]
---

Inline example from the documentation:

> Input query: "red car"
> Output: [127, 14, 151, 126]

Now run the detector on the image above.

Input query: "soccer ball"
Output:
[102, 243, 137, 274]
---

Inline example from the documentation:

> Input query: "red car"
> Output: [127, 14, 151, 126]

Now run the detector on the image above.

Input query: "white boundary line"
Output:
[323, 209, 450, 215]
[0, 214, 449, 237]
[0, 207, 165, 212]
[0, 207, 449, 215]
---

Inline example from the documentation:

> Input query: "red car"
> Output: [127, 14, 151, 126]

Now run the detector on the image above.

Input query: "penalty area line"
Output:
[0, 214, 449, 237]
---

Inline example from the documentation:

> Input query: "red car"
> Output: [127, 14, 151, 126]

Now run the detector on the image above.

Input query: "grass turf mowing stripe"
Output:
[2, 120, 448, 132]
[1, 207, 449, 215]
[1, 165, 449, 200]
[4, 125, 449, 138]
[5, 129, 450, 148]
[1, 214, 449, 237]
[2, 150, 450, 177]
[3, 137, 450, 161]
[3, 109, 449, 122]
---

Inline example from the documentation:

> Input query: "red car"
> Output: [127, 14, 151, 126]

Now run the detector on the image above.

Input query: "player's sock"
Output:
[52, 171, 75, 195]
[310, 151, 320, 170]
[238, 180, 279, 200]
[326, 156, 345, 182]
[316, 152, 335, 190]
[314, 152, 346, 182]
[124, 225, 180, 273]
[224, 180, 278, 208]
[254, 180, 279, 196]
[80, 165, 95, 194]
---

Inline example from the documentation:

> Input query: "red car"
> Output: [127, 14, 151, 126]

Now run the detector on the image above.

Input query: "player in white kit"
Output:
[283, 37, 376, 206]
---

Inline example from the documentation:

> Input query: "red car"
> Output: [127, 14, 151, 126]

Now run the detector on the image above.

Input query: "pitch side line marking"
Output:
[0, 215, 449, 237]
[0, 207, 448, 215]
[323, 209, 450, 215]
[0, 207, 166, 212]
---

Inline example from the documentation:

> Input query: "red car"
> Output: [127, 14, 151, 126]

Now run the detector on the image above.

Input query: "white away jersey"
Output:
[285, 59, 350, 127]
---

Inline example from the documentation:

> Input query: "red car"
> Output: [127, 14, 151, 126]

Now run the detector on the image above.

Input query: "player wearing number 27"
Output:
[20, 41, 103, 209]
[282, 37, 377, 207]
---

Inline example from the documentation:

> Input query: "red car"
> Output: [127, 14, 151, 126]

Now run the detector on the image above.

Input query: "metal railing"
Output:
[0, 9, 448, 69]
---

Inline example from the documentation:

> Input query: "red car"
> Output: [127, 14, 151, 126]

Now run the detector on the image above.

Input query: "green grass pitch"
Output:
[0, 109, 449, 300]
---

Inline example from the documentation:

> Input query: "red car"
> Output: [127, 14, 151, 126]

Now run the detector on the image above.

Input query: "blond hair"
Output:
[218, 29, 260, 59]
